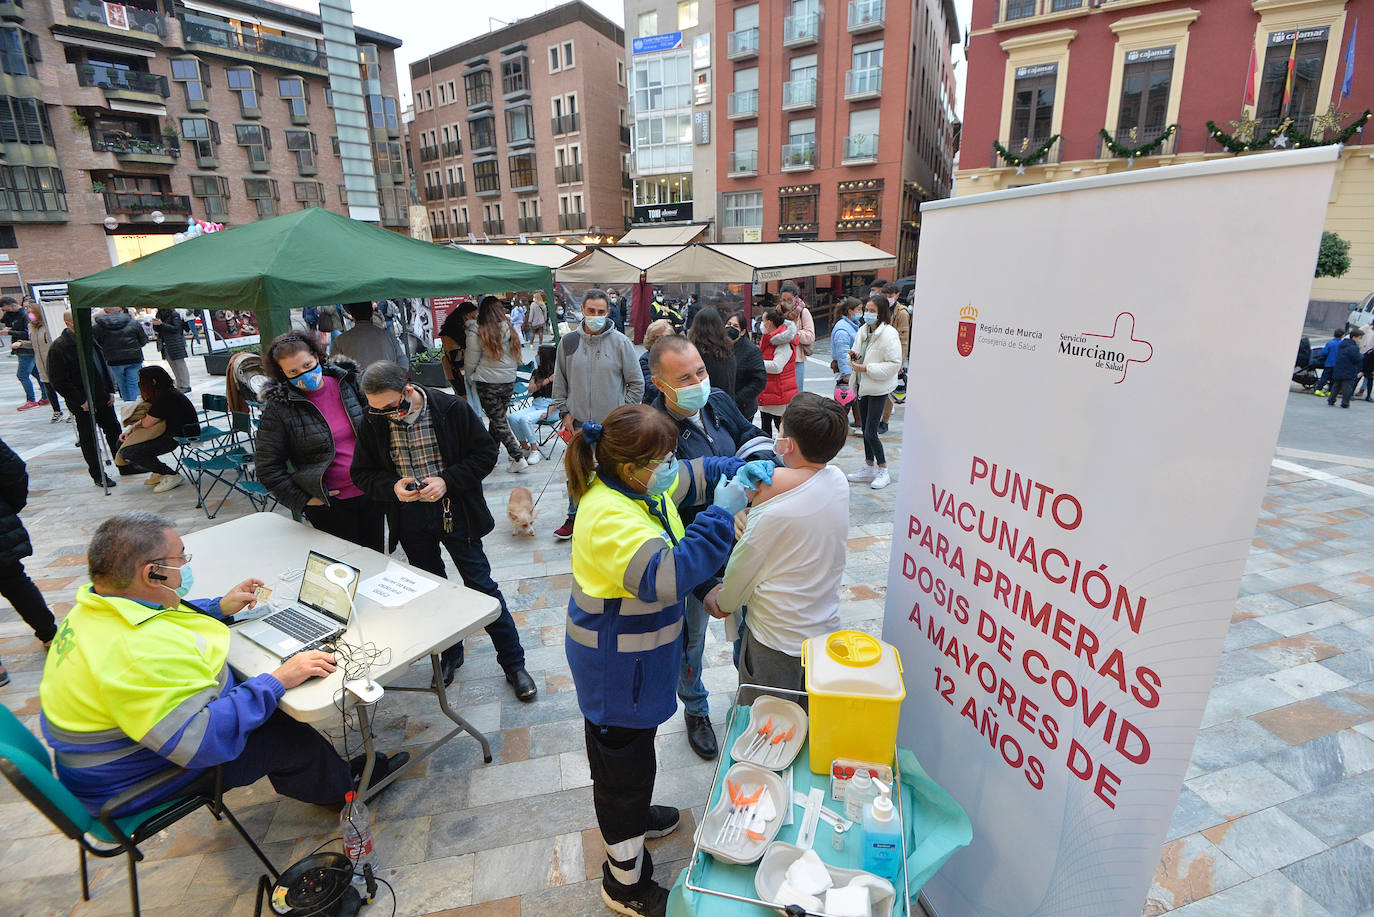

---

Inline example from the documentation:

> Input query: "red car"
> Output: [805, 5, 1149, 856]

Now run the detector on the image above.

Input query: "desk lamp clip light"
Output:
[326, 562, 384, 704]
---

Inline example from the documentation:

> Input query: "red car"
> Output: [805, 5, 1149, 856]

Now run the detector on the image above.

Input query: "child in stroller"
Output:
[1293, 337, 1319, 391]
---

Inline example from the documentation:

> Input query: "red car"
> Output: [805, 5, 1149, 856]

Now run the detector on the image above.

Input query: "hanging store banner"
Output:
[884, 148, 1339, 917]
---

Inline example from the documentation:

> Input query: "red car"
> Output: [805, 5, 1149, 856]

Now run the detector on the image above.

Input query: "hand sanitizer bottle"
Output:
[862, 780, 901, 881]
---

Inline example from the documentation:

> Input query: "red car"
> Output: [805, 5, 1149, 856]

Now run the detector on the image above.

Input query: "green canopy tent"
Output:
[63, 207, 553, 492]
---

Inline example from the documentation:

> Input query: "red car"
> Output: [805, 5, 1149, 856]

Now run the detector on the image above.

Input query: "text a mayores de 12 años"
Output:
[977, 322, 1043, 351]
[896, 456, 1160, 811]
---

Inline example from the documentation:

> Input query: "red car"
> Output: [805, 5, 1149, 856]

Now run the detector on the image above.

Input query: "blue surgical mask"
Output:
[584, 315, 606, 332]
[647, 456, 679, 496]
[291, 365, 324, 391]
[156, 562, 194, 599]
[863, 313, 878, 325]
[673, 379, 711, 412]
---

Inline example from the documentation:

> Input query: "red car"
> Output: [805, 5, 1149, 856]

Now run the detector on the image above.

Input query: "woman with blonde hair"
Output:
[466, 295, 529, 472]
[638, 318, 678, 404]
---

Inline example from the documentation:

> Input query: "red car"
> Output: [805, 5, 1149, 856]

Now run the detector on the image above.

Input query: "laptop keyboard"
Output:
[263, 607, 333, 643]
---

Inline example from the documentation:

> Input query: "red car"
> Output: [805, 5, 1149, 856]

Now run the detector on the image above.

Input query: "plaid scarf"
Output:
[389, 399, 444, 481]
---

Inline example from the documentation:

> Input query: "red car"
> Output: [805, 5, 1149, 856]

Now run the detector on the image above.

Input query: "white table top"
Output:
[185, 512, 499, 724]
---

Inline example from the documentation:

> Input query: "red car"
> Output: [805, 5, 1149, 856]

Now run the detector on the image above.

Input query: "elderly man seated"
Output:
[39, 512, 407, 815]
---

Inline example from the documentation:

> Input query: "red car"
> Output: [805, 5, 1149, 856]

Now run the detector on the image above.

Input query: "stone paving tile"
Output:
[1144, 833, 1251, 912]
[1251, 693, 1374, 745]
[1185, 760, 1301, 820]
[1259, 730, 1374, 794]
[1201, 806, 1327, 875]
[1281, 840, 1374, 917]
[1158, 869, 1334, 917]
[471, 832, 583, 903]
[1279, 770, 1374, 846]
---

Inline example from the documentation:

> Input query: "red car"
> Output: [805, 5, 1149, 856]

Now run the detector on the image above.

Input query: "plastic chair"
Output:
[0, 707, 277, 917]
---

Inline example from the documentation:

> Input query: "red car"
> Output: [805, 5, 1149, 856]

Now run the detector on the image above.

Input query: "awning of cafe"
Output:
[617, 224, 711, 246]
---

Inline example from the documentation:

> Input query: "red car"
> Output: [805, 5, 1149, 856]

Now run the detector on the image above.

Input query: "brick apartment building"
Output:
[958, 0, 1374, 308]
[407, 1, 632, 244]
[713, 0, 960, 277]
[1, 0, 403, 295]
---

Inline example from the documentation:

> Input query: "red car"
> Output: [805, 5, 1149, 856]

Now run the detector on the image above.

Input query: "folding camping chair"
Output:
[191, 412, 275, 519]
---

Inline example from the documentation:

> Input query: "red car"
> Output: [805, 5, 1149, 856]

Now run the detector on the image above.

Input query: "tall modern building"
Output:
[2, 0, 403, 294]
[713, 0, 960, 276]
[407, 1, 632, 244]
[957, 1, 1373, 309]
[622, 0, 716, 235]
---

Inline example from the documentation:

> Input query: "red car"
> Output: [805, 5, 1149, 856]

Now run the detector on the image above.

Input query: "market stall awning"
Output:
[67, 207, 554, 313]
[554, 245, 682, 285]
[651, 241, 897, 283]
[451, 242, 582, 269]
[618, 224, 711, 246]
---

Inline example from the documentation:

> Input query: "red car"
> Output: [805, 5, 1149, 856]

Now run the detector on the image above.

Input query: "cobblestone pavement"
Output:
[1, 343, 1372, 917]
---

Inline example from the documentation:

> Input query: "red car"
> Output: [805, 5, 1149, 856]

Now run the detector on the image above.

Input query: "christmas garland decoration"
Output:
[993, 134, 1061, 167]
[1283, 109, 1371, 148]
[1205, 118, 1290, 154]
[1206, 110, 1371, 154]
[1098, 124, 1177, 159]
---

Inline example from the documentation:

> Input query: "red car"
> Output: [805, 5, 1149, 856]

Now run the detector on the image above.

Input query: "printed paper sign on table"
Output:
[882, 148, 1339, 917]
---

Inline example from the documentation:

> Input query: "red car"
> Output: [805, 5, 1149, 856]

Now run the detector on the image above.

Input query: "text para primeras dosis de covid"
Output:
[899, 456, 1161, 812]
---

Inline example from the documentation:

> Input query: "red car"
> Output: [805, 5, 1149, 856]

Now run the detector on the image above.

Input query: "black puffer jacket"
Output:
[91, 311, 148, 365]
[0, 435, 33, 566]
[48, 328, 116, 407]
[154, 310, 188, 361]
[254, 360, 366, 515]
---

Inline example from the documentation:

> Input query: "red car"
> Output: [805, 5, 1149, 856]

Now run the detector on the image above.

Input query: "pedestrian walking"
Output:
[26, 304, 64, 422]
[777, 283, 815, 393]
[92, 307, 147, 401]
[187, 310, 205, 353]
[830, 297, 863, 429]
[878, 281, 910, 434]
[847, 296, 902, 490]
[48, 311, 122, 487]
[510, 300, 526, 344]
[0, 435, 58, 649]
[1315, 328, 1345, 397]
[152, 309, 191, 392]
[528, 291, 549, 349]
[331, 301, 408, 370]
[1, 296, 44, 411]
[466, 296, 528, 473]
[757, 308, 798, 437]
[1327, 327, 1363, 408]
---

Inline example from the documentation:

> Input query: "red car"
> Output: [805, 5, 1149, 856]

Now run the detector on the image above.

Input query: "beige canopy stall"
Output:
[648, 240, 896, 283]
[450, 242, 583, 268]
[617, 224, 711, 245]
[553, 245, 684, 285]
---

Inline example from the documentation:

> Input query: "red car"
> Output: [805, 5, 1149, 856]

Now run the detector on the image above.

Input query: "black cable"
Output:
[372, 875, 398, 917]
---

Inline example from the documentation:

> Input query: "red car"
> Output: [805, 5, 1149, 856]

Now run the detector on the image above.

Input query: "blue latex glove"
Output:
[734, 459, 776, 496]
[712, 475, 749, 515]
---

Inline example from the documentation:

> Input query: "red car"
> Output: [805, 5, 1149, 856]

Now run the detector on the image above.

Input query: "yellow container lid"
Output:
[803, 630, 905, 698]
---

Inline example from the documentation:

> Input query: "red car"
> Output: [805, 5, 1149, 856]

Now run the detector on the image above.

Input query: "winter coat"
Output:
[48, 328, 116, 408]
[891, 302, 911, 361]
[29, 320, 56, 382]
[254, 361, 366, 515]
[1319, 337, 1342, 367]
[153, 310, 188, 361]
[639, 352, 658, 404]
[91, 311, 148, 366]
[831, 315, 860, 377]
[650, 387, 773, 528]
[759, 324, 799, 409]
[552, 323, 643, 423]
[731, 335, 766, 421]
[528, 300, 548, 330]
[351, 386, 498, 539]
[465, 321, 520, 384]
[0, 435, 33, 566]
[1332, 337, 1363, 381]
[854, 322, 903, 397]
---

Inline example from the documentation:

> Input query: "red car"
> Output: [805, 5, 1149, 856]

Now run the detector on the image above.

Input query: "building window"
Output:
[549, 45, 562, 73]
[235, 123, 270, 166]
[1116, 48, 1173, 140]
[464, 69, 493, 107]
[501, 56, 529, 95]
[617, 60, 626, 85]
[358, 43, 380, 82]
[0, 97, 53, 146]
[293, 180, 324, 208]
[723, 190, 763, 228]
[226, 68, 261, 117]
[437, 82, 448, 105]
[189, 174, 229, 219]
[1004, 0, 1035, 20]
[838, 182, 882, 224]
[678, 0, 699, 29]
[506, 105, 534, 144]
[473, 158, 500, 193]
[638, 11, 658, 37]
[278, 77, 309, 120]
[331, 135, 340, 156]
[634, 52, 692, 113]
[243, 177, 279, 218]
[632, 173, 691, 206]
[1010, 66, 1056, 144]
[447, 80, 456, 103]
[284, 130, 317, 173]
[180, 118, 220, 159]
[0, 28, 39, 78]
[368, 95, 398, 132]
[509, 152, 537, 189]
[634, 114, 693, 174]
[170, 58, 208, 104]
[1258, 28, 1329, 126]
[338, 184, 348, 205]
[469, 115, 495, 151]
[372, 141, 401, 175]
[0, 166, 66, 213]
[779, 185, 819, 228]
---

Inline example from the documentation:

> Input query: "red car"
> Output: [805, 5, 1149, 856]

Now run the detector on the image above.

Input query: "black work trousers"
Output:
[585, 719, 659, 889]
[184, 709, 352, 807]
[74, 400, 122, 483]
[303, 493, 385, 553]
[0, 559, 57, 643]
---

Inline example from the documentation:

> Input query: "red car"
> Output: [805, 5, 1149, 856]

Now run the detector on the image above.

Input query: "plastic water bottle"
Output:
[341, 790, 375, 887]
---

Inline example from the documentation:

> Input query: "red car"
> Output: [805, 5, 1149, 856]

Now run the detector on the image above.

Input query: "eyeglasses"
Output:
[150, 553, 192, 566]
[367, 400, 407, 417]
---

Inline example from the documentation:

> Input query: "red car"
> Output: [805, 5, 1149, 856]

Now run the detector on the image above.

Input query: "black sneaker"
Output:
[601, 878, 670, 917]
[645, 805, 680, 839]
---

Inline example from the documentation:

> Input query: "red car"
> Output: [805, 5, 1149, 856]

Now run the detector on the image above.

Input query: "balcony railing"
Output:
[419, 145, 440, 162]
[92, 131, 180, 159]
[728, 150, 758, 174]
[782, 78, 817, 109]
[995, 0, 1082, 23]
[728, 89, 759, 118]
[447, 181, 465, 197]
[844, 67, 882, 100]
[76, 64, 168, 97]
[781, 140, 815, 171]
[482, 219, 505, 235]
[442, 139, 461, 157]
[727, 27, 759, 59]
[559, 212, 586, 231]
[65, 0, 165, 36]
[103, 191, 191, 215]
[423, 185, 443, 201]
[848, 0, 884, 32]
[453, 222, 471, 237]
[842, 134, 878, 162]
[1099, 124, 1177, 159]
[519, 215, 542, 233]
[182, 18, 325, 69]
[783, 12, 819, 46]
[555, 163, 583, 183]
[470, 130, 496, 153]
[551, 112, 580, 135]
[990, 135, 1061, 168]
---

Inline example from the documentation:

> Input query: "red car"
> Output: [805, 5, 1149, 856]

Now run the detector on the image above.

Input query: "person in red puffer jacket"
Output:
[757, 308, 798, 437]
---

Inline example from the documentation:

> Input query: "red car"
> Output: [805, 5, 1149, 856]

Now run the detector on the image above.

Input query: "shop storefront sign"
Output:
[634, 201, 693, 223]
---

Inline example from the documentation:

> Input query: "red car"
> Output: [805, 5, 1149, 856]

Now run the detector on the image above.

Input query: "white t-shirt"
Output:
[719, 465, 849, 656]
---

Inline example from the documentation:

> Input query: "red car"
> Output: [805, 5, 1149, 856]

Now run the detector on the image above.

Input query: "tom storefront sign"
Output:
[634, 202, 694, 224]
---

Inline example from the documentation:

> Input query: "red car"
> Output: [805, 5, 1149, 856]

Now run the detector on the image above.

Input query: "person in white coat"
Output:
[846, 295, 902, 490]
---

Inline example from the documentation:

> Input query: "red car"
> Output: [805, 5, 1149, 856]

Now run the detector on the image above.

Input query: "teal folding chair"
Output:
[0, 707, 277, 917]
[196, 413, 275, 518]
[510, 360, 536, 408]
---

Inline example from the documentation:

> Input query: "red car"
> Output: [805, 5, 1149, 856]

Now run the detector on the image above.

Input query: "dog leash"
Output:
[530, 439, 565, 509]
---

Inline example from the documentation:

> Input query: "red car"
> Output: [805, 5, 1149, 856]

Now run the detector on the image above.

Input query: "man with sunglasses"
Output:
[39, 512, 407, 816]
[351, 361, 536, 699]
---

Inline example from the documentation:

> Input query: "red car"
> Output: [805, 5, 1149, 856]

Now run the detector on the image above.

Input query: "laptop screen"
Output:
[296, 551, 360, 624]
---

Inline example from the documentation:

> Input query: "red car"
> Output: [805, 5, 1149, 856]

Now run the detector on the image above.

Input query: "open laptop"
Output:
[237, 551, 360, 659]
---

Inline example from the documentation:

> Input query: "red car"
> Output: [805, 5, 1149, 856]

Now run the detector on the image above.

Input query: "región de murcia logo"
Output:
[956, 305, 978, 357]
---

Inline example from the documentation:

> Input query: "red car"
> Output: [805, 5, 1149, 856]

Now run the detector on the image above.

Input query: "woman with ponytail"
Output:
[563, 403, 773, 915]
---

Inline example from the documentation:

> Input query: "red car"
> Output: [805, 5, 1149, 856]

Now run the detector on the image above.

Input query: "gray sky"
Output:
[283, 0, 973, 116]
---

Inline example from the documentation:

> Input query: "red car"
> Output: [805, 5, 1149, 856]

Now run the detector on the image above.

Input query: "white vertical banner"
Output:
[883, 148, 1339, 917]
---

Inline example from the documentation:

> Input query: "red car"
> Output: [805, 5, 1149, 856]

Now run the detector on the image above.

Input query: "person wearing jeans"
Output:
[91, 307, 147, 402]
[846, 296, 902, 491]
[27, 305, 64, 421]
[0, 436, 58, 647]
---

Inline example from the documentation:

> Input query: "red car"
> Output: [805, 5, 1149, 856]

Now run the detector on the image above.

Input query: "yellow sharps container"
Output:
[802, 630, 906, 774]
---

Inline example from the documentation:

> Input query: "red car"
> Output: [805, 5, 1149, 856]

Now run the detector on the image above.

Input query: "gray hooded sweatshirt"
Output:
[551, 322, 642, 423]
